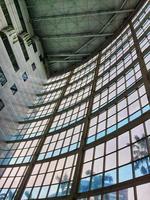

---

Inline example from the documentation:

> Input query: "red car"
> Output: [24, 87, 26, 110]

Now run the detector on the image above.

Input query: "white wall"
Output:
[0, 0, 47, 139]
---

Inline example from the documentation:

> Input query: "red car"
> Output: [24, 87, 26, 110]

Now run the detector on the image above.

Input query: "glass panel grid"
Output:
[0, 139, 40, 165]
[50, 102, 89, 132]
[9, 119, 49, 141]
[33, 90, 62, 106]
[38, 124, 83, 160]
[79, 119, 150, 192]
[0, 166, 28, 199]
[24, 102, 56, 120]
[23, 154, 78, 199]
[0, 2, 150, 199]
[87, 84, 149, 144]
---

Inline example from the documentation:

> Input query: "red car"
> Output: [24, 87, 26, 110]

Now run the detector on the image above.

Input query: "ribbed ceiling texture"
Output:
[25, 0, 140, 76]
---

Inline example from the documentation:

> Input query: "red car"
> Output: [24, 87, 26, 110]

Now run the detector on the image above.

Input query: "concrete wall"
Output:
[0, 0, 47, 139]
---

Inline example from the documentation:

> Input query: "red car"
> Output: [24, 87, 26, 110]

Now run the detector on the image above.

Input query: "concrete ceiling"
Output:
[25, 0, 140, 76]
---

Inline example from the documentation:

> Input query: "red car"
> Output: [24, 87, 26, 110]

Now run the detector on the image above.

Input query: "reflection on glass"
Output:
[134, 157, 150, 178]
[103, 192, 116, 200]
[56, 174, 69, 196]
[104, 169, 116, 187]
[137, 183, 150, 200]
[119, 164, 133, 182]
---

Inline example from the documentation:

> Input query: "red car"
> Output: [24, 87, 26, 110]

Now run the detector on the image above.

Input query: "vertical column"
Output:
[129, 22, 150, 103]
[14, 71, 74, 200]
[70, 54, 101, 199]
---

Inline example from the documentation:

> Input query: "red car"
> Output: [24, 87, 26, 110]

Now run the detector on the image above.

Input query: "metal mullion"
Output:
[67, 154, 77, 196]
[67, 70, 94, 87]
[14, 76, 144, 142]
[126, 79, 137, 191]
[0, 162, 29, 168]
[134, 185, 138, 200]
[72, 59, 97, 76]
[65, 128, 75, 147]
[35, 176, 46, 199]
[77, 173, 150, 199]
[35, 151, 78, 166]
[4, 166, 23, 199]
[51, 137, 59, 158]
[104, 89, 109, 141]
[71, 79, 89, 95]
[65, 157, 76, 183]
[100, 0, 146, 60]
[54, 115, 61, 131]
[53, 151, 72, 197]
[132, 60, 139, 83]
[9, 145, 22, 165]
[85, 110, 150, 157]
[137, 85, 146, 116]
[94, 114, 99, 144]
[90, 78, 143, 119]
[1, 146, 14, 165]
[57, 134, 66, 154]
[48, 118, 86, 135]
[59, 130, 68, 154]
[44, 74, 70, 86]
[129, 122, 136, 190]
[3, 112, 149, 168]
[96, 59, 138, 95]
[140, 119, 150, 172]
[64, 81, 92, 98]
[99, 45, 135, 77]
[134, 13, 150, 33]
[64, 95, 69, 108]
[78, 124, 84, 144]
[0, 167, 12, 190]
[144, 120, 150, 156]
[70, 54, 101, 199]
[20, 142, 31, 164]
[116, 101, 119, 200]
[70, 127, 78, 146]
[46, 159, 60, 198]
[133, 5, 149, 26]
[14, 71, 74, 200]
[117, 138, 147, 156]
[53, 153, 69, 197]
[122, 34, 127, 58]
[68, 95, 73, 108]
[139, 30, 150, 53]
[46, 135, 54, 156]
[63, 109, 71, 126]
[6, 135, 42, 144]
[101, 35, 133, 66]
[37, 87, 63, 97]
[129, 22, 150, 103]
[40, 196, 71, 200]
[101, 27, 130, 58]
[101, 142, 106, 200]
[89, 142, 96, 191]
[107, 60, 111, 88]
[28, 162, 44, 199]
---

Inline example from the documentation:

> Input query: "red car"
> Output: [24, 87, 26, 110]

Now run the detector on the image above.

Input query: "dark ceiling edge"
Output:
[46, 0, 146, 77]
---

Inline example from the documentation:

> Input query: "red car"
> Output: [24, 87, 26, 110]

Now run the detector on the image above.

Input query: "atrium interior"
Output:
[0, 0, 150, 200]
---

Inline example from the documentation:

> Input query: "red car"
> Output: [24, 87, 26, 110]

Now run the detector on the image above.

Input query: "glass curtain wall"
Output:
[0, 1, 150, 200]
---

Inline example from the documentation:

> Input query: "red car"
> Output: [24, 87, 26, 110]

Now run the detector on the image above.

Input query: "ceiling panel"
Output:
[25, 0, 140, 76]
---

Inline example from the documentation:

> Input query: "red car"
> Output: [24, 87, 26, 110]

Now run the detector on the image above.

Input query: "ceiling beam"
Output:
[47, 53, 90, 57]
[31, 9, 134, 21]
[42, 33, 113, 40]
[48, 59, 81, 63]
[64, 0, 130, 61]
